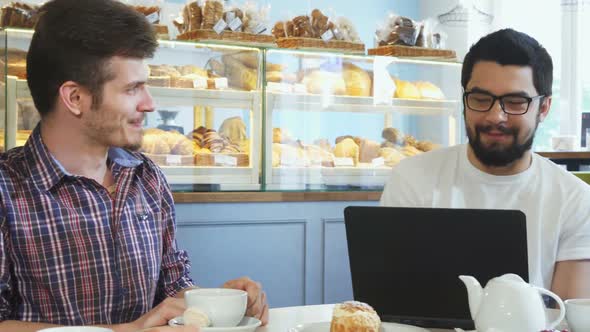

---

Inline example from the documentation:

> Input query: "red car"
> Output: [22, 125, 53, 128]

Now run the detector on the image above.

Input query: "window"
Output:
[491, 0, 563, 151]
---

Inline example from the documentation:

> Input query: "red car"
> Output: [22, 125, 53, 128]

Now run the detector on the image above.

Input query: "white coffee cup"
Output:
[184, 288, 247, 327]
[38, 328, 113, 332]
[565, 298, 590, 332]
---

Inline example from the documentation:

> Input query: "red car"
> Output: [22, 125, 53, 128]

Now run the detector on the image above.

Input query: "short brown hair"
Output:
[27, 0, 158, 116]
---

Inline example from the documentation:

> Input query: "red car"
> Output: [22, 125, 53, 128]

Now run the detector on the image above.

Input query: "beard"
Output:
[466, 113, 539, 167]
[123, 142, 142, 152]
[84, 110, 144, 152]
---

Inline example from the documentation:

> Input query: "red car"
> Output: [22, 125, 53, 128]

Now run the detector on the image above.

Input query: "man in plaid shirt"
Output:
[0, 0, 268, 331]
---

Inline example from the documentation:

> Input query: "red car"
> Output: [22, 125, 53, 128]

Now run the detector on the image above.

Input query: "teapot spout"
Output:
[459, 275, 483, 319]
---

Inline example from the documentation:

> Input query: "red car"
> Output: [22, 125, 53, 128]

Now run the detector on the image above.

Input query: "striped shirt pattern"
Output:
[0, 125, 194, 324]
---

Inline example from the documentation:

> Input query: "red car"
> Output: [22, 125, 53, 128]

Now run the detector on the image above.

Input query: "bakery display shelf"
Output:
[276, 37, 365, 55]
[161, 166, 258, 189]
[176, 29, 276, 48]
[148, 86, 258, 108]
[368, 45, 458, 61]
[269, 166, 391, 188]
[11, 78, 258, 108]
[270, 166, 324, 187]
[266, 92, 459, 115]
[321, 167, 391, 187]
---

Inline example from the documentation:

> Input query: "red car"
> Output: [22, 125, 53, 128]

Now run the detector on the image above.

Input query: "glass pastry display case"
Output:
[1, 28, 262, 191]
[143, 40, 262, 190]
[2, 28, 463, 192]
[264, 49, 462, 190]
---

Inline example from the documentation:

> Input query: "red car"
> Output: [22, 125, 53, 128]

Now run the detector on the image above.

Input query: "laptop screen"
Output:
[344, 206, 528, 330]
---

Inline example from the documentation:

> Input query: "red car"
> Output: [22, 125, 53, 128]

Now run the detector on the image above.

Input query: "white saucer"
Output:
[288, 321, 428, 332]
[168, 316, 261, 332]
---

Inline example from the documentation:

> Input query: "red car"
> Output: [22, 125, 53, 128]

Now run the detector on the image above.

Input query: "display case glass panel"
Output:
[145, 41, 262, 191]
[2, 29, 33, 152]
[264, 48, 462, 190]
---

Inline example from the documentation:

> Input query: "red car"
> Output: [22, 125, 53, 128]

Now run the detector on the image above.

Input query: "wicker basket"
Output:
[368, 45, 457, 61]
[177, 29, 276, 47]
[195, 153, 250, 167]
[276, 37, 365, 55]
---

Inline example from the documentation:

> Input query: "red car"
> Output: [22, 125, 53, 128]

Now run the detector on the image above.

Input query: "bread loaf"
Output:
[342, 63, 372, 97]
[218, 116, 247, 144]
[303, 70, 346, 95]
[183, 1, 202, 31]
[382, 127, 400, 145]
[333, 138, 359, 166]
[141, 128, 171, 154]
[394, 79, 420, 99]
[228, 52, 259, 69]
[311, 9, 330, 38]
[380, 147, 405, 167]
[272, 21, 286, 39]
[223, 55, 258, 90]
[292, 15, 312, 37]
[415, 81, 445, 100]
[202, 0, 223, 29]
[359, 139, 381, 163]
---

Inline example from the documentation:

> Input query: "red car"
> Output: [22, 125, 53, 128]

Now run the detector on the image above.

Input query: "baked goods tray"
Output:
[162, 165, 257, 188]
[176, 29, 277, 47]
[145, 153, 249, 167]
[276, 37, 365, 55]
[269, 167, 391, 188]
[321, 167, 391, 187]
[368, 45, 457, 61]
[266, 92, 460, 116]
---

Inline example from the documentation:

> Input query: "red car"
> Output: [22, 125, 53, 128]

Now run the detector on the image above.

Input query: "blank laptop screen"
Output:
[344, 206, 528, 329]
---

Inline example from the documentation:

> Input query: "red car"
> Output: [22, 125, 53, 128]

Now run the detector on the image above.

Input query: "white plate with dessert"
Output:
[291, 301, 428, 332]
[168, 316, 261, 332]
[289, 321, 428, 332]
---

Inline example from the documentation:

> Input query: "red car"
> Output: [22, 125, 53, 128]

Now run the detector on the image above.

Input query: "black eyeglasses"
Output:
[463, 91, 545, 115]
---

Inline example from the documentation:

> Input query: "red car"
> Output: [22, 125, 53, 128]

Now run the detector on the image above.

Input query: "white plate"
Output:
[168, 316, 261, 332]
[288, 321, 429, 332]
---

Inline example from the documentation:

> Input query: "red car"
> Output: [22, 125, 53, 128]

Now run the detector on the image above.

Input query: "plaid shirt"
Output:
[0, 125, 194, 325]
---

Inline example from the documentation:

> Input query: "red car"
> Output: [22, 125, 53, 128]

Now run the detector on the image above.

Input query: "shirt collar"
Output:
[24, 124, 144, 191]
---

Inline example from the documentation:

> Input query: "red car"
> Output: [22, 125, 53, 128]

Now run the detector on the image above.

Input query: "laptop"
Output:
[344, 206, 528, 330]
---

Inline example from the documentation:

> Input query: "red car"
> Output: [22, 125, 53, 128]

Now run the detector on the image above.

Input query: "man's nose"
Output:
[484, 99, 508, 123]
[139, 87, 155, 113]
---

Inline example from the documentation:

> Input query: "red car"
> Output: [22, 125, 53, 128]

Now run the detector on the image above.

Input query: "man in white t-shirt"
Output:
[380, 28, 590, 299]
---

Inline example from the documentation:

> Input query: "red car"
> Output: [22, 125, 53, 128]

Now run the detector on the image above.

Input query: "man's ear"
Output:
[538, 96, 552, 123]
[58, 81, 89, 116]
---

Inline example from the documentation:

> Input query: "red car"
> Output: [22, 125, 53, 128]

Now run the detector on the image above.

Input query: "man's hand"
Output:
[223, 277, 269, 325]
[137, 326, 201, 332]
[140, 327, 200, 332]
[123, 297, 195, 332]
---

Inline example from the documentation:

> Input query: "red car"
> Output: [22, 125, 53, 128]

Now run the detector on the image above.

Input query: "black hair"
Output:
[461, 28, 553, 97]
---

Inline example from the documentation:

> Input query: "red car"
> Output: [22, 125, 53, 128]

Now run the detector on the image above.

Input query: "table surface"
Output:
[259, 304, 569, 332]
[258, 304, 451, 332]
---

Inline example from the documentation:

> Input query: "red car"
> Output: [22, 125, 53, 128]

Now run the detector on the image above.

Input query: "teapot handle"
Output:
[534, 287, 565, 330]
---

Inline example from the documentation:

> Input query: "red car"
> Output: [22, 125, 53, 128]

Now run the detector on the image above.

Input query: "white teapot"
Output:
[459, 274, 565, 332]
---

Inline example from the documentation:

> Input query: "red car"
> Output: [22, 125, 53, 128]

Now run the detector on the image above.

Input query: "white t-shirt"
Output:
[380, 144, 590, 289]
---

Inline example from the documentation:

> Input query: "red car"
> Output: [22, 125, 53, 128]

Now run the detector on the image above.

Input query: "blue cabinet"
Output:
[175, 201, 378, 307]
